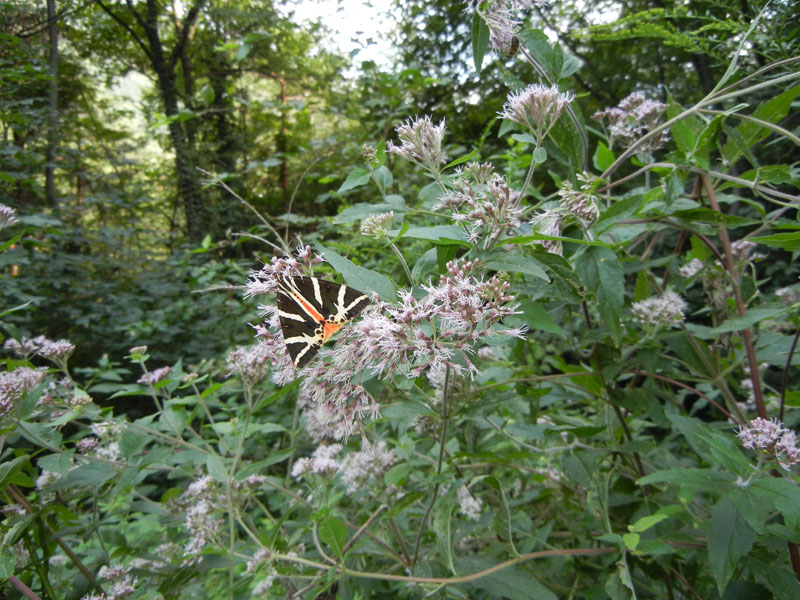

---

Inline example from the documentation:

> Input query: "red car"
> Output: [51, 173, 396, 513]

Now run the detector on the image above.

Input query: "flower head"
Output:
[738, 418, 800, 470]
[529, 209, 563, 255]
[472, 0, 544, 53]
[1, 367, 47, 419]
[593, 92, 669, 153]
[499, 84, 574, 140]
[631, 290, 687, 329]
[360, 211, 394, 240]
[339, 441, 396, 494]
[558, 180, 599, 226]
[138, 366, 171, 386]
[435, 168, 524, 248]
[680, 258, 704, 279]
[0, 203, 18, 229]
[457, 485, 483, 520]
[386, 115, 446, 172]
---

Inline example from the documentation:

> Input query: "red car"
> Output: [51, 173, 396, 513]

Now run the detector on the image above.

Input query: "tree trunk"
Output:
[45, 0, 59, 209]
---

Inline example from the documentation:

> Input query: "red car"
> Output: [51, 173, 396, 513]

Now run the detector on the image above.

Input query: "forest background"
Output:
[1, 0, 800, 599]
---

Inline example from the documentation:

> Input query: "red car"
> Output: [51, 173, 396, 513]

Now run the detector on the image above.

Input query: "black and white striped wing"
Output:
[275, 275, 370, 368]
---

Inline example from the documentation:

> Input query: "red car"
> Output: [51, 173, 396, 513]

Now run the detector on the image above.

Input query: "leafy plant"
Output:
[2, 1, 800, 599]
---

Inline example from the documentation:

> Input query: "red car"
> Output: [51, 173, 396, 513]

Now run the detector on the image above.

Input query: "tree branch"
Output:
[94, 0, 154, 63]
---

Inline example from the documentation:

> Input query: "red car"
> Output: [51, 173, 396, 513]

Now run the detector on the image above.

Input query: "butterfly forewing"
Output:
[276, 275, 369, 368]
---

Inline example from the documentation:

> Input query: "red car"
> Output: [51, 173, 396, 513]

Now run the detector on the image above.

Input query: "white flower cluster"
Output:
[292, 442, 397, 496]
[360, 211, 394, 240]
[456, 485, 483, 520]
[680, 258, 704, 279]
[631, 290, 687, 328]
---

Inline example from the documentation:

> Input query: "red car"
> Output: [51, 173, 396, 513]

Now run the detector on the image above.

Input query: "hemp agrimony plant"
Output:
[2, 1, 800, 599]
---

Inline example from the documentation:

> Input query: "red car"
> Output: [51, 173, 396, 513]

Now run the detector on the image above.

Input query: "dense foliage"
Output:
[2, 0, 800, 599]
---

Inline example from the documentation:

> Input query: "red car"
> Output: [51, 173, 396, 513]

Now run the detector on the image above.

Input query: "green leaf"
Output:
[709, 496, 755, 595]
[748, 232, 800, 251]
[622, 532, 639, 551]
[575, 246, 624, 343]
[444, 147, 479, 170]
[485, 255, 549, 281]
[433, 500, 456, 574]
[254, 378, 301, 412]
[709, 307, 785, 334]
[532, 146, 548, 164]
[669, 208, 759, 228]
[316, 243, 397, 301]
[630, 514, 668, 533]
[667, 414, 752, 477]
[0, 548, 14, 579]
[400, 225, 469, 245]
[161, 405, 188, 436]
[593, 141, 615, 171]
[768, 566, 800, 600]
[333, 196, 407, 224]
[206, 452, 227, 482]
[385, 491, 424, 518]
[471, 10, 490, 72]
[318, 516, 348, 558]
[384, 463, 410, 486]
[668, 104, 703, 156]
[722, 84, 800, 164]
[519, 301, 564, 335]
[0, 455, 28, 488]
[49, 462, 117, 491]
[751, 478, 800, 527]
[459, 556, 557, 600]
[337, 167, 371, 193]
[637, 468, 735, 493]
[411, 248, 438, 283]
[373, 165, 393, 190]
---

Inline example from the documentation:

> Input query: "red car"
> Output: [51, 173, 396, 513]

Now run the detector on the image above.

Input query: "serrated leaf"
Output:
[48, 462, 117, 491]
[385, 491, 424, 517]
[433, 501, 455, 574]
[0, 548, 15, 579]
[384, 463, 410, 486]
[637, 468, 735, 493]
[709, 307, 785, 334]
[206, 452, 227, 482]
[519, 301, 564, 335]
[709, 496, 755, 594]
[400, 225, 469, 245]
[485, 255, 549, 280]
[333, 196, 407, 224]
[748, 232, 800, 250]
[254, 378, 301, 412]
[373, 165, 393, 190]
[318, 516, 348, 558]
[459, 556, 557, 600]
[575, 247, 623, 343]
[669, 208, 758, 228]
[316, 243, 397, 301]
[0, 455, 28, 488]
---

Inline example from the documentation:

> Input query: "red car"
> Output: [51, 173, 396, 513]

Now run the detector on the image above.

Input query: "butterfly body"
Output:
[276, 275, 369, 368]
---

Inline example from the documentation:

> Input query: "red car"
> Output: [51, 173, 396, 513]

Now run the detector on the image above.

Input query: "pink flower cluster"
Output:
[435, 164, 524, 248]
[298, 259, 524, 438]
[738, 417, 800, 470]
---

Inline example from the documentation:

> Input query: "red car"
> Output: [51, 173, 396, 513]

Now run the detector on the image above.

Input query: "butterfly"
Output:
[275, 275, 370, 368]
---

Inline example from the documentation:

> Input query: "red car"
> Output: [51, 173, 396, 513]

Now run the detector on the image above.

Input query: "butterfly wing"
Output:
[276, 275, 369, 368]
